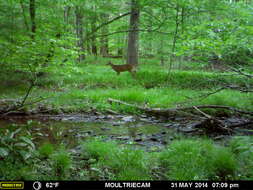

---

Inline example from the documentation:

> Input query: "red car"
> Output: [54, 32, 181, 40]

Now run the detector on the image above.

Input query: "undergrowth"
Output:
[79, 137, 253, 180]
[1, 135, 253, 180]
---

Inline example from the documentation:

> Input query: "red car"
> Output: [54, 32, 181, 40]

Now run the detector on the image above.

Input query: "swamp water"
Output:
[0, 114, 185, 150]
[1, 114, 251, 151]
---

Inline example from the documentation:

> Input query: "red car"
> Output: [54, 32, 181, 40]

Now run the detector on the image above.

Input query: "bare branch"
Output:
[229, 66, 253, 79]
[86, 12, 131, 38]
[91, 29, 171, 39]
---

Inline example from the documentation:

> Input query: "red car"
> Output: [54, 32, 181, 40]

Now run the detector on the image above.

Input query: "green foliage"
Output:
[81, 139, 151, 180]
[0, 127, 37, 180]
[0, 0, 253, 181]
[1, 62, 252, 115]
[38, 142, 55, 159]
[50, 147, 72, 179]
[0, 161, 35, 180]
[81, 138, 119, 160]
[0, 127, 35, 162]
[105, 148, 151, 180]
[210, 147, 237, 180]
[158, 139, 237, 180]
[229, 136, 253, 179]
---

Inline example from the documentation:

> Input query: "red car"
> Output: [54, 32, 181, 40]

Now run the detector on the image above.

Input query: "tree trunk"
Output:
[117, 35, 123, 57]
[90, 5, 98, 56]
[159, 37, 164, 65]
[64, 6, 71, 25]
[20, 0, 29, 31]
[29, 0, 36, 40]
[146, 9, 153, 57]
[100, 14, 109, 57]
[169, 4, 180, 70]
[126, 0, 140, 66]
[75, 6, 85, 62]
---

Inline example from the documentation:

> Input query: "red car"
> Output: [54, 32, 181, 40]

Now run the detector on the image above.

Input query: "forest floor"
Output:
[0, 58, 253, 115]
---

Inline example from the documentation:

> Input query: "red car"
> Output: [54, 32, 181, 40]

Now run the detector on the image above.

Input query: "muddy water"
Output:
[0, 115, 184, 150]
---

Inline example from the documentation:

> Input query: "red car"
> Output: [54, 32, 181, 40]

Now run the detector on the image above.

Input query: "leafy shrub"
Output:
[0, 161, 35, 180]
[0, 128, 35, 162]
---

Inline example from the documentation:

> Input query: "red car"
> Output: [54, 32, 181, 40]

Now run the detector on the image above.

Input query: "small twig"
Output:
[180, 87, 226, 105]
[20, 80, 35, 107]
[193, 106, 212, 119]
[179, 83, 252, 106]
[105, 109, 119, 115]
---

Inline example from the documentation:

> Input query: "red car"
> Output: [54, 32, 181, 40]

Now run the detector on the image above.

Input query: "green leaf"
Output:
[9, 128, 22, 138]
[14, 143, 28, 147]
[0, 147, 9, 157]
[19, 137, 35, 149]
[19, 150, 32, 160]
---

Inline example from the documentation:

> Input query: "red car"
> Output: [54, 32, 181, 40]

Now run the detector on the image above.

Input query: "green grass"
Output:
[50, 147, 72, 179]
[81, 138, 154, 180]
[38, 142, 55, 159]
[1, 59, 252, 180]
[229, 136, 253, 179]
[78, 137, 253, 180]
[1, 136, 253, 180]
[0, 60, 252, 114]
[159, 139, 237, 180]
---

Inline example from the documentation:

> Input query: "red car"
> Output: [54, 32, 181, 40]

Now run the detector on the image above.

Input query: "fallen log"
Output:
[107, 98, 253, 117]
[108, 98, 252, 134]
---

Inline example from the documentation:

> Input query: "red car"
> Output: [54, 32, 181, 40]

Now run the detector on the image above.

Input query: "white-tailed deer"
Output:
[106, 61, 137, 76]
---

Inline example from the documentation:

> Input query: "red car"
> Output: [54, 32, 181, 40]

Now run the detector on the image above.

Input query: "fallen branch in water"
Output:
[0, 96, 48, 117]
[193, 106, 232, 134]
[108, 98, 253, 134]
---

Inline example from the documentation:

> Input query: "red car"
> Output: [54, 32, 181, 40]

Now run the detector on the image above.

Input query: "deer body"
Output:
[107, 61, 137, 76]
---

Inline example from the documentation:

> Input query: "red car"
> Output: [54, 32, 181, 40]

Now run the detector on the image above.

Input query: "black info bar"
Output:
[0, 180, 252, 190]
